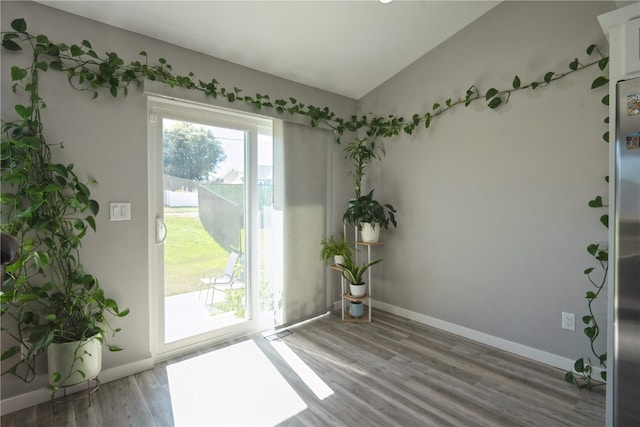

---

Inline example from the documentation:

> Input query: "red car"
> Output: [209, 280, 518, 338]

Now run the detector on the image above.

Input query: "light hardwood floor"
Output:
[1, 310, 605, 426]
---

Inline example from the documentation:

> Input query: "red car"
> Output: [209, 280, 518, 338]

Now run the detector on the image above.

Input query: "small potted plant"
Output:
[320, 233, 353, 265]
[337, 254, 382, 297]
[343, 189, 397, 242]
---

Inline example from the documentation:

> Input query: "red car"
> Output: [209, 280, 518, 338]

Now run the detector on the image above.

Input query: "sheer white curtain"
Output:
[274, 121, 335, 325]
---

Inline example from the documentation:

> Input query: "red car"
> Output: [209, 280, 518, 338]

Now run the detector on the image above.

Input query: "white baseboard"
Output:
[335, 299, 598, 376]
[0, 357, 154, 415]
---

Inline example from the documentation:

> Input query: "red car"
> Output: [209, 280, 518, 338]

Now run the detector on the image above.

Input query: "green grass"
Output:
[163, 210, 228, 296]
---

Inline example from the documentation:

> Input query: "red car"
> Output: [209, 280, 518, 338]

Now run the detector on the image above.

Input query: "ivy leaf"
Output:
[485, 88, 498, 100]
[569, 58, 580, 71]
[70, 44, 84, 57]
[588, 196, 603, 208]
[591, 76, 608, 89]
[601, 94, 609, 106]
[487, 97, 502, 109]
[600, 371, 607, 381]
[512, 75, 521, 89]
[597, 250, 608, 262]
[544, 72, 554, 83]
[583, 267, 594, 275]
[432, 102, 440, 111]
[574, 358, 585, 373]
[10, 66, 27, 81]
[582, 315, 593, 324]
[587, 244, 599, 256]
[564, 371, 575, 384]
[11, 18, 27, 33]
[598, 57, 609, 71]
[445, 98, 452, 108]
[531, 82, 539, 90]
[603, 131, 609, 143]
[2, 38, 21, 51]
[586, 44, 596, 55]
[14, 104, 33, 119]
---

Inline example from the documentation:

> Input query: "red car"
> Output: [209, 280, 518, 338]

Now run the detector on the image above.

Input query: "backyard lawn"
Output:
[164, 207, 229, 296]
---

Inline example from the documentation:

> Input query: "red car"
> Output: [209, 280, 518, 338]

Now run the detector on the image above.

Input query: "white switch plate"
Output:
[110, 202, 131, 221]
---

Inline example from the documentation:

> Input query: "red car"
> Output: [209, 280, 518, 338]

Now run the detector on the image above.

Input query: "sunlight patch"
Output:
[270, 340, 334, 400]
[167, 340, 307, 426]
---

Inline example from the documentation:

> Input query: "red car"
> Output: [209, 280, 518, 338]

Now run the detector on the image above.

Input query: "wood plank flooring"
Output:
[1, 310, 605, 426]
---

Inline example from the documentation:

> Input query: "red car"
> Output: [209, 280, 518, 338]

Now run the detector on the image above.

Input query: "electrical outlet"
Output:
[562, 312, 575, 331]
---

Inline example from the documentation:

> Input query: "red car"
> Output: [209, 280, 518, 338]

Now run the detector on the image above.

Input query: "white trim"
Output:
[0, 357, 153, 415]
[372, 301, 575, 370]
[333, 299, 605, 377]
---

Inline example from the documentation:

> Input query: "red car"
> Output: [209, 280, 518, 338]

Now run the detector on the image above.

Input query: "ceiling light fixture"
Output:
[380, 0, 394, 4]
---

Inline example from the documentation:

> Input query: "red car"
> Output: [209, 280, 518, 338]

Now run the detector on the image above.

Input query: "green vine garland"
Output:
[2, 18, 609, 386]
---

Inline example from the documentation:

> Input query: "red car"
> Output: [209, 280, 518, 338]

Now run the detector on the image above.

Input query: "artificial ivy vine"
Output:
[2, 18, 609, 386]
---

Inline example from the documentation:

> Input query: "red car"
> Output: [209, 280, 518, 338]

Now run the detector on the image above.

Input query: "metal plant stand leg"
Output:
[51, 377, 101, 414]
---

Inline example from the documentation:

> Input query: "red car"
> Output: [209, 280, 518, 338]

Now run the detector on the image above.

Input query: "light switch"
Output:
[110, 202, 131, 221]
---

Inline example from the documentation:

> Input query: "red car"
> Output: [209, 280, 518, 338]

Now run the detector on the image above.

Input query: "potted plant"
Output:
[320, 233, 353, 265]
[343, 137, 384, 199]
[343, 189, 397, 242]
[0, 19, 128, 389]
[337, 254, 382, 297]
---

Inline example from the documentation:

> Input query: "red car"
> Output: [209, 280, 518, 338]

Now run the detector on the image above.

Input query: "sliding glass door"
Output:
[148, 98, 277, 358]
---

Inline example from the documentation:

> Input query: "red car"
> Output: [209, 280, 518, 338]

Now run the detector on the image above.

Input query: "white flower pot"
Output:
[47, 336, 102, 387]
[360, 222, 380, 243]
[334, 255, 345, 266]
[349, 283, 366, 297]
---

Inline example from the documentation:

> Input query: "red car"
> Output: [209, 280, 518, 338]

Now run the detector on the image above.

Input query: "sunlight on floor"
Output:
[270, 340, 334, 400]
[167, 340, 307, 426]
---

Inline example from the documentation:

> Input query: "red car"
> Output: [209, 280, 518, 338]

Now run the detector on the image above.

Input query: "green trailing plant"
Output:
[0, 19, 607, 145]
[337, 254, 382, 285]
[1, 18, 128, 385]
[565, 191, 609, 389]
[320, 233, 353, 264]
[562, 55, 610, 389]
[1, 18, 610, 387]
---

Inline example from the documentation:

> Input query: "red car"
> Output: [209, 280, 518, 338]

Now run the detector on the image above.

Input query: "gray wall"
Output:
[360, 1, 615, 360]
[0, 1, 356, 400]
[1, 0, 618, 404]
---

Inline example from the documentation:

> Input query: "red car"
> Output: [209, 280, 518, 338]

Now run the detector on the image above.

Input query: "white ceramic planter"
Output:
[334, 255, 345, 266]
[47, 336, 102, 387]
[349, 283, 366, 297]
[360, 222, 380, 243]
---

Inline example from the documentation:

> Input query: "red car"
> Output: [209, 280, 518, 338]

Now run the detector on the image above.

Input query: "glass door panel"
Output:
[162, 119, 248, 343]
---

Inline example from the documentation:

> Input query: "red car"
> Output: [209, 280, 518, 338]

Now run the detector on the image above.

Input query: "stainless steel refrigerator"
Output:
[613, 77, 640, 426]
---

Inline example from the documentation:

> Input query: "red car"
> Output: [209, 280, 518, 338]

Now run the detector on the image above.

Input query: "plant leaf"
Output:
[487, 97, 502, 109]
[591, 76, 608, 89]
[11, 18, 27, 32]
[512, 75, 521, 89]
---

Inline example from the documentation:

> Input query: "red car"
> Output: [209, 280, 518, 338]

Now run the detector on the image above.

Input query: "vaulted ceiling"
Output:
[36, 1, 501, 99]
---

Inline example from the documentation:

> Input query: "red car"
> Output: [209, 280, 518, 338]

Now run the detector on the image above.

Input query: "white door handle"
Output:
[156, 217, 167, 244]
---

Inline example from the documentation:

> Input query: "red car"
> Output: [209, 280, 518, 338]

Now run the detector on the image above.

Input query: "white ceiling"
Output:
[36, 1, 501, 99]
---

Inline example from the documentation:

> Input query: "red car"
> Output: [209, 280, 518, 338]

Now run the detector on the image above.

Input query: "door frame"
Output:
[147, 96, 272, 361]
